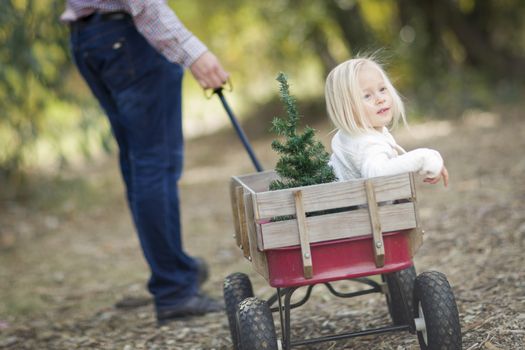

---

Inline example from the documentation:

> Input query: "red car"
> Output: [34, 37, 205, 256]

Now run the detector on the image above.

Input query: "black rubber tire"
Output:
[413, 271, 462, 350]
[223, 273, 254, 350]
[236, 297, 278, 350]
[383, 265, 417, 329]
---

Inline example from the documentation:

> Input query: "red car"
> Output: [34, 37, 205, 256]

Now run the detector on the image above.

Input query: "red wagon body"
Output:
[266, 230, 413, 288]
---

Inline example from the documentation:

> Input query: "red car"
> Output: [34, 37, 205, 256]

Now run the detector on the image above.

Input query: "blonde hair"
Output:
[325, 57, 406, 135]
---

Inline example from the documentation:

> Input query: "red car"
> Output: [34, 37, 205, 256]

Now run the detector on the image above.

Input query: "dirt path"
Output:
[1, 108, 524, 349]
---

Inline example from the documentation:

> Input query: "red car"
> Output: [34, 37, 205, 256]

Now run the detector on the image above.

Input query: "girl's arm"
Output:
[361, 143, 444, 179]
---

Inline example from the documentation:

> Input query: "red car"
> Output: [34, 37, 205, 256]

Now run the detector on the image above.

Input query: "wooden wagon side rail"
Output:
[259, 202, 417, 249]
[253, 173, 412, 219]
[230, 171, 278, 279]
[230, 170, 279, 253]
[230, 170, 423, 280]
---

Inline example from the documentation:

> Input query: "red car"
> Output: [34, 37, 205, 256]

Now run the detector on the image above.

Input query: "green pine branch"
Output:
[269, 72, 336, 191]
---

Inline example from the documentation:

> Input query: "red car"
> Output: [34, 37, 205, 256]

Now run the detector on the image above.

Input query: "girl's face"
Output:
[358, 65, 393, 131]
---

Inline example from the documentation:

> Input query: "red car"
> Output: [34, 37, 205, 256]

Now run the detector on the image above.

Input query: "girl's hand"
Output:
[424, 166, 449, 187]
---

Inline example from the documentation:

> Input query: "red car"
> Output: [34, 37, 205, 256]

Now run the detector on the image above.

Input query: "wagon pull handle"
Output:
[365, 180, 385, 267]
[294, 190, 313, 279]
[204, 78, 233, 99]
[209, 82, 264, 173]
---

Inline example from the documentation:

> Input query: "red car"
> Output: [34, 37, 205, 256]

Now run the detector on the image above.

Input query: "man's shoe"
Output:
[156, 294, 224, 324]
[115, 258, 209, 310]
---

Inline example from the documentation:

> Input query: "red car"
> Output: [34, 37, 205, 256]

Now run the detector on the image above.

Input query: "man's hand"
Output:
[190, 51, 229, 89]
[424, 166, 449, 187]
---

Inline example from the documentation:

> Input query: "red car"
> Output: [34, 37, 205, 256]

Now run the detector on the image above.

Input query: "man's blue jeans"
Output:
[70, 13, 199, 308]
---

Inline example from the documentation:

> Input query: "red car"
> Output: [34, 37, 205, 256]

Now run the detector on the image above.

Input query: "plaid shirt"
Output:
[61, 0, 208, 68]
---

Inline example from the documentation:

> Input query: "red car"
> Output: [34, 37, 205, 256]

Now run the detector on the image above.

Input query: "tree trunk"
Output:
[308, 25, 339, 76]
[326, 1, 376, 55]
[418, 0, 525, 79]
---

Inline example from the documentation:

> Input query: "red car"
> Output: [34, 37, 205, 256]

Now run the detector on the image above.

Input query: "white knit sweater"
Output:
[329, 128, 443, 181]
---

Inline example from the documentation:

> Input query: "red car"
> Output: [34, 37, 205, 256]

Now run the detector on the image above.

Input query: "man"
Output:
[62, 1, 229, 323]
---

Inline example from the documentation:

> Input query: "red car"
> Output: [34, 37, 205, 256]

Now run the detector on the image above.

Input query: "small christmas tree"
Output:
[270, 72, 336, 190]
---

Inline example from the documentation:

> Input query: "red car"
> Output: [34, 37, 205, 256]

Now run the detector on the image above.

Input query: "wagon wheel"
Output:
[413, 271, 462, 350]
[236, 297, 278, 350]
[223, 273, 254, 350]
[383, 265, 416, 329]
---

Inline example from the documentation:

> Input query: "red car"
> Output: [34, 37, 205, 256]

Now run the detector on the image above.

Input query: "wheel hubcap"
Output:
[416, 301, 428, 344]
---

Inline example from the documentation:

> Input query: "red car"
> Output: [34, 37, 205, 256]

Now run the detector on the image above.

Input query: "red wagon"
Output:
[224, 170, 462, 349]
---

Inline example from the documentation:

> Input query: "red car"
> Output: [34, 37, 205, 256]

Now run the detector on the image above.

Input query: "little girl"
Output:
[325, 57, 448, 186]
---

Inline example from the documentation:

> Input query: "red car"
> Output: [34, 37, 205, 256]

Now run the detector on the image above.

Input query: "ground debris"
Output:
[1, 113, 524, 349]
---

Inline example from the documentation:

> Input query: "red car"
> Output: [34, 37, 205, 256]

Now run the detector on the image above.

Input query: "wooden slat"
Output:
[408, 172, 423, 256]
[259, 202, 417, 250]
[229, 178, 242, 247]
[365, 180, 385, 268]
[243, 192, 269, 279]
[254, 173, 412, 219]
[294, 191, 313, 279]
[235, 187, 250, 258]
[249, 193, 266, 250]
[232, 170, 278, 193]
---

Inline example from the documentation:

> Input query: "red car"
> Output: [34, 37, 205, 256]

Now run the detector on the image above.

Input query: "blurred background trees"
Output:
[0, 0, 112, 181]
[1, 0, 524, 178]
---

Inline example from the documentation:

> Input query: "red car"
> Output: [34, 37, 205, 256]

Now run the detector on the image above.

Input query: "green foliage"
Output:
[269, 73, 336, 190]
[2, 0, 524, 179]
[195, 0, 525, 116]
[0, 0, 111, 178]
[0, 1, 64, 172]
